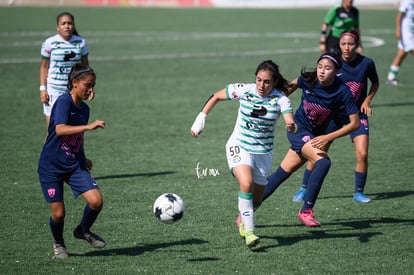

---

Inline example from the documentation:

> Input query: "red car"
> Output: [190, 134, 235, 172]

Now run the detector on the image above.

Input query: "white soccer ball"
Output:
[153, 193, 185, 224]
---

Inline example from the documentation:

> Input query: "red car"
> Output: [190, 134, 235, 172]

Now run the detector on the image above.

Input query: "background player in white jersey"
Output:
[39, 12, 90, 127]
[190, 60, 296, 248]
[386, 0, 414, 85]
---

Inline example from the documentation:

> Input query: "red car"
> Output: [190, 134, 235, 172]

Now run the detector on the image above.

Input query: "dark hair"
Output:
[317, 52, 342, 69]
[255, 60, 289, 92]
[56, 11, 79, 36]
[67, 63, 96, 90]
[300, 52, 342, 89]
[339, 29, 360, 46]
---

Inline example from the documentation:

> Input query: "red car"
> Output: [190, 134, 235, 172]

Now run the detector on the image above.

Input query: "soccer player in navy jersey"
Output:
[292, 30, 379, 204]
[261, 52, 360, 227]
[38, 64, 105, 259]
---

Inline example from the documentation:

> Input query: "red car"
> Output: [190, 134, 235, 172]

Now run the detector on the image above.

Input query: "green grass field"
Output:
[0, 6, 413, 274]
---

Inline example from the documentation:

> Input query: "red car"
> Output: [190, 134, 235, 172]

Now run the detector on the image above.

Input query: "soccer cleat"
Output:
[353, 192, 372, 203]
[73, 225, 106, 248]
[53, 243, 68, 259]
[245, 231, 260, 248]
[292, 187, 306, 202]
[385, 79, 399, 86]
[298, 209, 321, 227]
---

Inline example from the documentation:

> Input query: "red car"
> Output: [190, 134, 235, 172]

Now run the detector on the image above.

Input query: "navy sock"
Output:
[301, 158, 331, 211]
[354, 171, 367, 193]
[79, 204, 100, 233]
[262, 166, 291, 202]
[301, 168, 312, 189]
[50, 217, 64, 245]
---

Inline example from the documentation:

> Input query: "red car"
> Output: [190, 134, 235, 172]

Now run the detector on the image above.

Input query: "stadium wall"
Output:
[2, 0, 400, 8]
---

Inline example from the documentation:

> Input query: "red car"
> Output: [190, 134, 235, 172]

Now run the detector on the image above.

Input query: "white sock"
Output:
[238, 192, 254, 232]
[388, 65, 399, 80]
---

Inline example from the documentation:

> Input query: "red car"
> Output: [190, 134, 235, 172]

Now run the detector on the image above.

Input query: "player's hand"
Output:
[361, 103, 372, 116]
[85, 158, 93, 170]
[40, 90, 49, 105]
[88, 120, 105, 130]
[190, 112, 207, 137]
[310, 135, 330, 150]
[286, 123, 298, 133]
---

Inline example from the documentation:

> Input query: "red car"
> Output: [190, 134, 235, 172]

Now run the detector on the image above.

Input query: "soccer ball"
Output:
[153, 193, 185, 224]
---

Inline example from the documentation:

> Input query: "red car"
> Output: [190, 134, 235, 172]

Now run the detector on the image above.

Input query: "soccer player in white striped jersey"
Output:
[39, 12, 89, 128]
[190, 60, 297, 248]
[386, 0, 414, 85]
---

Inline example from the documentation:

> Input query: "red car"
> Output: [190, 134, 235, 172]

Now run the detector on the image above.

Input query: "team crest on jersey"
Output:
[231, 91, 239, 99]
[302, 135, 311, 143]
[268, 96, 279, 106]
[48, 188, 56, 198]
[232, 155, 241, 163]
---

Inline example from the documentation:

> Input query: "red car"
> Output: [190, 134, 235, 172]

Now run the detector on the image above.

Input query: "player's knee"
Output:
[356, 150, 368, 162]
[51, 210, 65, 222]
[88, 199, 103, 211]
[315, 158, 331, 171]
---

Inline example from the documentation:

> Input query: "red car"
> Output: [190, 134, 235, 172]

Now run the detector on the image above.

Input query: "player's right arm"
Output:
[319, 22, 329, 52]
[190, 88, 227, 137]
[285, 78, 298, 96]
[39, 58, 49, 104]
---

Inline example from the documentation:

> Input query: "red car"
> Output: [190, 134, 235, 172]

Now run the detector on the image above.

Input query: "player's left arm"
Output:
[282, 112, 296, 133]
[279, 95, 296, 132]
[360, 82, 379, 116]
[361, 63, 380, 116]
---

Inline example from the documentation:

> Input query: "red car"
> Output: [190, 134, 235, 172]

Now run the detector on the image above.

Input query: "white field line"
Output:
[0, 30, 388, 64]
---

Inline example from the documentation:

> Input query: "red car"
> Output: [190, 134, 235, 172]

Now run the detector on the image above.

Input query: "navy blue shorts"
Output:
[287, 127, 316, 154]
[39, 166, 99, 203]
[350, 117, 369, 140]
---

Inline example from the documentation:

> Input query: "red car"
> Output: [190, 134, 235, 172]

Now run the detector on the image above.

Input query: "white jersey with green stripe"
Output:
[226, 83, 293, 154]
[41, 34, 89, 87]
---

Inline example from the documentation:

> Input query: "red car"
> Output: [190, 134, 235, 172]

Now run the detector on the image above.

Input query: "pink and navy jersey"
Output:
[340, 54, 378, 112]
[295, 77, 358, 135]
[38, 93, 90, 174]
[331, 54, 379, 126]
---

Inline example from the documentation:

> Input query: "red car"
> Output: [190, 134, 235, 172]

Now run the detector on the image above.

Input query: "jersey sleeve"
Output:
[399, 0, 409, 13]
[277, 95, 294, 114]
[40, 39, 51, 59]
[324, 6, 338, 25]
[52, 96, 71, 125]
[296, 76, 304, 89]
[80, 37, 89, 57]
[367, 59, 379, 84]
[225, 83, 249, 100]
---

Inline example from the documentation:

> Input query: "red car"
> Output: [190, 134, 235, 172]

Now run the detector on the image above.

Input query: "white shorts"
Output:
[43, 84, 68, 116]
[398, 27, 414, 52]
[225, 139, 273, 185]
